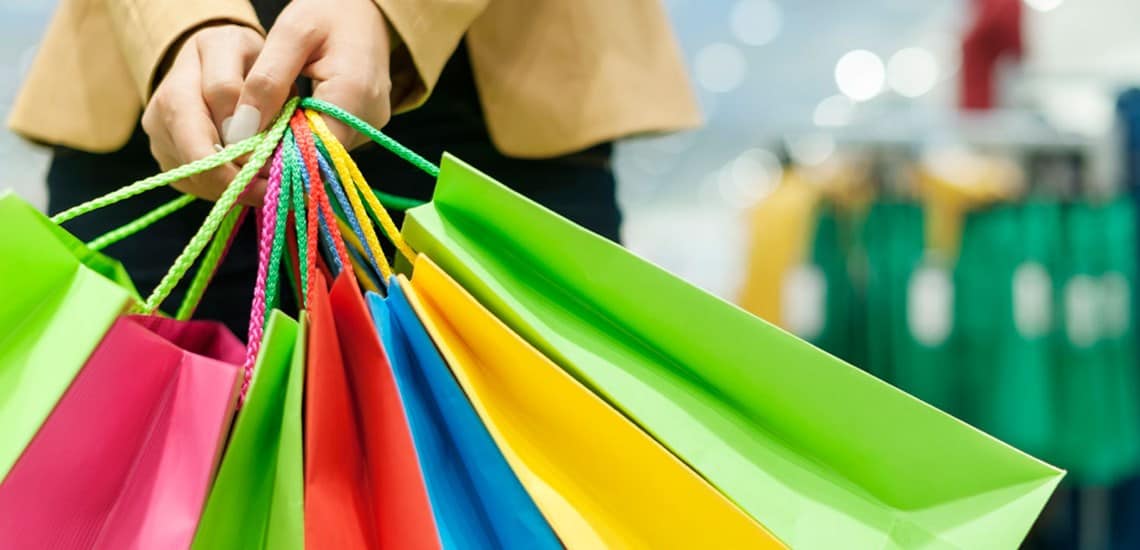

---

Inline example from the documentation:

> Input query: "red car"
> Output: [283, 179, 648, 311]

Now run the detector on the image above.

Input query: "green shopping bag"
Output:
[1054, 202, 1140, 484]
[0, 193, 137, 478]
[192, 311, 305, 549]
[399, 153, 1064, 549]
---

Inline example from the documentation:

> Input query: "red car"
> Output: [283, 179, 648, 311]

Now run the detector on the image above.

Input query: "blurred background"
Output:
[3, 0, 1140, 548]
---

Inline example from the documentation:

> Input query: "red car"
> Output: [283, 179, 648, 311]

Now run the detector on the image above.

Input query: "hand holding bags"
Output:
[399, 152, 1064, 549]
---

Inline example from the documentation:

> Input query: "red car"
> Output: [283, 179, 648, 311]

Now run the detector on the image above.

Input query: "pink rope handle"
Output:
[240, 143, 286, 401]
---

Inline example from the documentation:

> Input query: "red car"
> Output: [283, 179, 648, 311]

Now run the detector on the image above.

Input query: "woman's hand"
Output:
[224, 0, 394, 150]
[142, 24, 265, 204]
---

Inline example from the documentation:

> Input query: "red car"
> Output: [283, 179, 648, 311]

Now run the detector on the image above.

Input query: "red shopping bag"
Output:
[305, 272, 438, 549]
[0, 315, 242, 549]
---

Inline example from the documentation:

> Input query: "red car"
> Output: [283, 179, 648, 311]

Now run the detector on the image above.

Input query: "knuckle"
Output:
[202, 79, 241, 104]
[279, 17, 322, 46]
[244, 71, 283, 98]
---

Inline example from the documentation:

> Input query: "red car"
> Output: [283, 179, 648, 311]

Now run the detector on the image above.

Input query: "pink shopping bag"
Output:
[0, 315, 243, 549]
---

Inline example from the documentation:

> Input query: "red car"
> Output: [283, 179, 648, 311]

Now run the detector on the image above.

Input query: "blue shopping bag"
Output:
[366, 281, 559, 549]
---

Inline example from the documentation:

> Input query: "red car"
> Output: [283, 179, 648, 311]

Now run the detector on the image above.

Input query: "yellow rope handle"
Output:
[303, 110, 394, 279]
[304, 109, 419, 266]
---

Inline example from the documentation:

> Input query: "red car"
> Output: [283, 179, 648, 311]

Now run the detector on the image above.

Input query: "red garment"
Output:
[960, 0, 1023, 110]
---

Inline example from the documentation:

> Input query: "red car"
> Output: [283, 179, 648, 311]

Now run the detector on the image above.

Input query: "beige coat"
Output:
[9, 0, 701, 158]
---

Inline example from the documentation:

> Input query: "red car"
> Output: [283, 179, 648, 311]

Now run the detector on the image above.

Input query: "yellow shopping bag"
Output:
[401, 256, 783, 549]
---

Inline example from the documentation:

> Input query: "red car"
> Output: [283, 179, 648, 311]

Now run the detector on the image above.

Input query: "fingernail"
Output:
[223, 105, 261, 145]
[220, 117, 232, 140]
[213, 143, 225, 152]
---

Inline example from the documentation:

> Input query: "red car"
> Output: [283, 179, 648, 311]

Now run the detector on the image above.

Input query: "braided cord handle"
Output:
[312, 136, 383, 277]
[51, 134, 262, 226]
[239, 143, 289, 398]
[300, 98, 439, 177]
[290, 115, 356, 289]
[287, 142, 311, 305]
[304, 110, 418, 266]
[286, 130, 343, 278]
[175, 206, 246, 321]
[139, 97, 300, 313]
[86, 194, 197, 251]
[301, 112, 393, 280]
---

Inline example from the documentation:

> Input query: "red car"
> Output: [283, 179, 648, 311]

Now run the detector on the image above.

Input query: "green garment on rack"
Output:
[1054, 201, 1140, 484]
[805, 206, 865, 367]
[861, 202, 900, 383]
[956, 202, 1055, 459]
[864, 202, 958, 411]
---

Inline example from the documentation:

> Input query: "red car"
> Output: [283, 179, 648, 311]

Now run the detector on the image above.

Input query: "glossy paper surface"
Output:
[0, 193, 135, 478]
[0, 315, 241, 549]
[401, 154, 1065, 549]
[367, 282, 560, 549]
[306, 273, 438, 549]
[405, 258, 782, 548]
[193, 310, 305, 549]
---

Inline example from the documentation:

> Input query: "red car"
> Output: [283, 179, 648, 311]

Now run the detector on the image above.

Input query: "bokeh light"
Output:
[834, 49, 885, 102]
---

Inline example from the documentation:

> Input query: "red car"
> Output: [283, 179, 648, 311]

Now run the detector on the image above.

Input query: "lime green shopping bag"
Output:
[399, 153, 1064, 549]
[0, 193, 137, 478]
[192, 311, 305, 549]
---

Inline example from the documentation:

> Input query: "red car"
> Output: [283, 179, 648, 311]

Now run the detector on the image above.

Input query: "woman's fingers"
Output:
[226, 12, 322, 145]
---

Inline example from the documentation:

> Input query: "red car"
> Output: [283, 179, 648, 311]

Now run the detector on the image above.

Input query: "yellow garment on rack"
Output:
[403, 256, 784, 549]
[738, 171, 822, 324]
[738, 162, 873, 325]
[915, 153, 1021, 259]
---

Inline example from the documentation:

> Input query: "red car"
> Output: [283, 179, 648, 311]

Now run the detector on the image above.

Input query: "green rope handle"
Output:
[140, 97, 300, 313]
[51, 134, 262, 226]
[285, 133, 310, 302]
[264, 148, 292, 319]
[86, 194, 197, 251]
[175, 206, 244, 320]
[300, 97, 440, 178]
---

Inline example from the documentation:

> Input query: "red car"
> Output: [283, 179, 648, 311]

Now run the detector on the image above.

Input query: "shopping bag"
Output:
[306, 272, 438, 549]
[0, 315, 242, 549]
[399, 153, 1064, 549]
[402, 256, 782, 548]
[367, 281, 561, 549]
[192, 310, 306, 550]
[0, 193, 136, 478]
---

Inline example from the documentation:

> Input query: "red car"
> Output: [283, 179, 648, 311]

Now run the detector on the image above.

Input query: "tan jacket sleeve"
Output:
[374, 0, 491, 113]
[105, 0, 263, 101]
